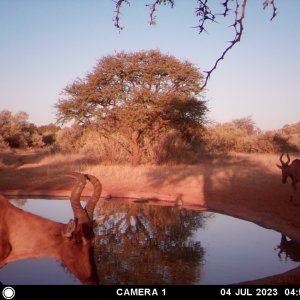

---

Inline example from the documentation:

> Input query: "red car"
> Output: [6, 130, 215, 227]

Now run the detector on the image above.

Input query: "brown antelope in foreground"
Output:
[0, 172, 101, 284]
[277, 153, 300, 205]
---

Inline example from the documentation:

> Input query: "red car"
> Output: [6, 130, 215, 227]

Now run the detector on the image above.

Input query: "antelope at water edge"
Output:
[0, 172, 101, 284]
[277, 153, 300, 205]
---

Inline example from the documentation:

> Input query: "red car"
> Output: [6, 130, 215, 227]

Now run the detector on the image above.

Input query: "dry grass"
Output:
[0, 151, 90, 189]
[0, 150, 296, 203]
[23, 152, 94, 175]
[77, 152, 292, 204]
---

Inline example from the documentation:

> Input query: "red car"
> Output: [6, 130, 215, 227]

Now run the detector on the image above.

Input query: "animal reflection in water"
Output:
[276, 234, 300, 262]
[0, 172, 100, 284]
[0, 174, 206, 285]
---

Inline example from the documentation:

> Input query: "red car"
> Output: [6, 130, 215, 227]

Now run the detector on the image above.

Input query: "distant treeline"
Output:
[203, 117, 300, 154]
[0, 110, 299, 164]
[0, 110, 59, 150]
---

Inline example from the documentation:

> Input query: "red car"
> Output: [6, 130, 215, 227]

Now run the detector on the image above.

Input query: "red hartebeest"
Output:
[0, 172, 101, 284]
[277, 153, 300, 205]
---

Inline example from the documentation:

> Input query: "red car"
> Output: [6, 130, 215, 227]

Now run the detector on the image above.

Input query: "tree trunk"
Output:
[131, 144, 142, 166]
[131, 130, 142, 166]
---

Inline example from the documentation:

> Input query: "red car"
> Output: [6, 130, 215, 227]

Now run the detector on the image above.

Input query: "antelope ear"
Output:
[276, 164, 283, 169]
[63, 219, 76, 238]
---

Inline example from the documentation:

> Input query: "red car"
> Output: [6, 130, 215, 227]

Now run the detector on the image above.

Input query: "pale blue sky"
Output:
[0, 0, 299, 131]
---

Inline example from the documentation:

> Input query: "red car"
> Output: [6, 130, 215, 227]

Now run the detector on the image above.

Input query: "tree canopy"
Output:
[56, 50, 208, 165]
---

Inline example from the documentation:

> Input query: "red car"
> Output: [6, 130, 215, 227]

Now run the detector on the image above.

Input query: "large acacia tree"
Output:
[56, 50, 207, 165]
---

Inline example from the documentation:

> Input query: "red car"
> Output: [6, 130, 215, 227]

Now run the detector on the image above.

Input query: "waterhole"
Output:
[0, 198, 299, 285]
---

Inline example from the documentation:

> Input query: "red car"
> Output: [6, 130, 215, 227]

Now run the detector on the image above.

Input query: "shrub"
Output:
[55, 125, 85, 152]
[203, 122, 259, 153]
[0, 135, 9, 150]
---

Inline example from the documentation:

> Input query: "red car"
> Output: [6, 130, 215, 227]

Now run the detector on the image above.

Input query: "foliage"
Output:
[0, 110, 61, 150]
[55, 117, 300, 163]
[204, 118, 300, 154]
[232, 116, 258, 135]
[269, 122, 300, 153]
[113, 1, 278, 88]
[55, 125, 205, 164]
[37, 123, 60, 146]
[56, 50, 208, 165]
[55, 125, 85, 152]
[0, 135, 9, 150]
[148, 128, 204, 164]
[79, 129, 132, 164]
[203, 121, 258, 153]
[1, 107, 298, 160]
[0, 110, 44, 149]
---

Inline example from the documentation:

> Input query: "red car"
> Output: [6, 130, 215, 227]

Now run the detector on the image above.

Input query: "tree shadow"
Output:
[272, 135, 299, 152]
[0, 151, 42, 168]
[145, 153, 300, 239]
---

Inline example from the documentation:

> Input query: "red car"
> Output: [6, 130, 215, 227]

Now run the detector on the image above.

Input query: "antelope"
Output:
[0, 172, 101, 284]
[277, 153, 300, 205]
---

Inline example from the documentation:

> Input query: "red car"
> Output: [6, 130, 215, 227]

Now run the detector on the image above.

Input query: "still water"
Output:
[0, 198, 299, 285]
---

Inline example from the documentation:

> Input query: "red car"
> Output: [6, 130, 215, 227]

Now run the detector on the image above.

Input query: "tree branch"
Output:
[147, 0, 175, 25]
[263, 0, 277, 20]
[199, 0, 247, 89]
[113, 0, 130, 30]
[112, 0, 278, 89]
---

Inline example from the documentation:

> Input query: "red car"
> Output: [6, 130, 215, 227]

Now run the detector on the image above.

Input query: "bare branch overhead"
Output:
[112, 0, 278, 89]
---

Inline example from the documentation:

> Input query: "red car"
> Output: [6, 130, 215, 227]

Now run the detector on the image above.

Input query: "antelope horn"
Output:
[279, 153, 284, 165]
[84, 174, 102, 220]
[63, 172, 89, 224]
[286, 153, 291, 164]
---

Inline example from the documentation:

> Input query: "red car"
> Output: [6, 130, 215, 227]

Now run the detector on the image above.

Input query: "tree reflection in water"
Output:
[93, 200, 209, 284]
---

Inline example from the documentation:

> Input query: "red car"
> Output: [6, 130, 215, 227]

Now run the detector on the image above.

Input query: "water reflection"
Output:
[0, 258, 81, 285]
[0, 190, 98, 285]
[1, 197, 300, 285]
[9, 198, 28, 207]
[93, 200, 209, 284]
[276, 234, 300, 262]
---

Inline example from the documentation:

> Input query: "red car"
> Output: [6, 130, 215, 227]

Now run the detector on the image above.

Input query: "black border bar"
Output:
[2, 285, 300, 300]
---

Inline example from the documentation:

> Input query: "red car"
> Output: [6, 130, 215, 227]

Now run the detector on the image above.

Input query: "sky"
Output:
[0, 0, 299, 131]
